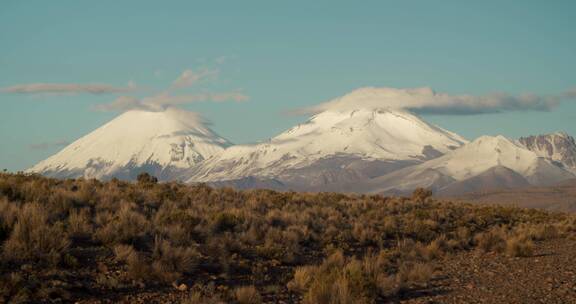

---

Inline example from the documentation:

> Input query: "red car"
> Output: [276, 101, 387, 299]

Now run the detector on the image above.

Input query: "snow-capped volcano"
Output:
[185, 104, 467, 185]
[28, 108, 231, 180]
[352, 135, 575, 195]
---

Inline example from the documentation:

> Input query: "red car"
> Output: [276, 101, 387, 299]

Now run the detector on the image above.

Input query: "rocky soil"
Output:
[72, 238, 576, 304]
[402, 238, 576, 304]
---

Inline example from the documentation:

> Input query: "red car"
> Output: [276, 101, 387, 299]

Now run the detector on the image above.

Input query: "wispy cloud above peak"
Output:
[295, 86, 572, 116]
[94, 68, 248, 112]
[171, 69, 219, 89]
[1, 82, 136, 95]
[93, 91, 249, 112]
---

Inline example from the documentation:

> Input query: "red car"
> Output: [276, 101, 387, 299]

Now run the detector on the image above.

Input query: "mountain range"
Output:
[28, 88, 576, 196]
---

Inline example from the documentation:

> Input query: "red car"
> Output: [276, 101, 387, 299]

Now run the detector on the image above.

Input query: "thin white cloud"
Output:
[171, 69, 219, 89]
[94, 92, 249, 112]
[295, 86, 567, 115]
[564, 88, 576, 98]
[29, 140, 70, 151]
[1, 82, 136, 95]
[95, 67, 247, 112]
[215, 56, 228, 64]
[92, 96, 143, 112]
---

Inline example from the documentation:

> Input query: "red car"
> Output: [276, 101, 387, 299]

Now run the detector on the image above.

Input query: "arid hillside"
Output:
[0, 172, 575, 303]
[451, 179, 576, 212]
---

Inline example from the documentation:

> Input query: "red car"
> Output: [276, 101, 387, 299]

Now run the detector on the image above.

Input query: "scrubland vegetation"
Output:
[0, 172, 574, 303]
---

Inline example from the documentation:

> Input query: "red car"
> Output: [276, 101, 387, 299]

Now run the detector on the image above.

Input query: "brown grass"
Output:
[2, 203, 70, 265]
[234, 285, 262, 304]
[505, 235, 534, 257]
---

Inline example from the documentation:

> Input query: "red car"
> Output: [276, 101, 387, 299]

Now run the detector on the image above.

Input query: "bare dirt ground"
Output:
[451, 179, 576, 213]
[402, 238, 576, 304]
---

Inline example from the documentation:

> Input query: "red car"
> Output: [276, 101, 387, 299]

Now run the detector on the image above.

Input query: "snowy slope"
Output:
[519, 132, 576, 173]
[29, 108, 231, 180]
[185, 105, 467, 183]
[359, 135, 575, 194]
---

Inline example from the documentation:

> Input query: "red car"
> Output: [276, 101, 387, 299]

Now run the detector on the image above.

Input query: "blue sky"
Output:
[1, 0, 575, 171]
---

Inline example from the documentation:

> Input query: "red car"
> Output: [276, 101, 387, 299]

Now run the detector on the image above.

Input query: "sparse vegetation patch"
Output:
[0, 172, 573, 303]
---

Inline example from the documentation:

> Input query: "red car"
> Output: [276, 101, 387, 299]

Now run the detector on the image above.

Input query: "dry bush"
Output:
[418, 237, 446, 261]
[151, 238, 199, 283]
[234, 286, 262, 304]
[291, 249, 422, 303]
[0, 198, 18, 241]
[184, 292, 225, 304]
[287, 265, 317, 293]
[126, 251, 152, 281]
[211, 212, 243, 233]
[505, 235, 534, 257]
[2, 203, 70, 265]
[398, 262, 434, 287]
[530, 224, 559, 241]
[474, 227, 507, 253]
[95, 201, 150, 245]
[376, 274, 401, 297]
[412, 188, 433, 202]
[0, 198, 18, 229]
[113, 244, 137, 263]
[68, 208, 93, 238]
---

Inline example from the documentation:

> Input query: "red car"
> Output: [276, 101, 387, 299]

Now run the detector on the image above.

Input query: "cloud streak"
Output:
[564, 87, 576, 98]
[295, 86, 571, 115]
[94, 67, 247, 112]
[94, 92, 249, 112]
[171, 69, 218, 89]
[1, 82, 136, 95]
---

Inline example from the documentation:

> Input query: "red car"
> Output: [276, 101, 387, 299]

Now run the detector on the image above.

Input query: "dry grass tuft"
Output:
[2, 203, 70, 265]
[234, 285, 262, 304]
[505, 235, 534, 257]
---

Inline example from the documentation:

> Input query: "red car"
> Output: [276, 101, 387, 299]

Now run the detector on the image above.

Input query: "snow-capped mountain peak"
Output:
[29, 108, 231, 180]
[432, 135, 545, 181]
[519, 132, 576, 173]
[357, 135, 575, 195]
[185, 106, 467, 183]
[274, 107, 466, 159]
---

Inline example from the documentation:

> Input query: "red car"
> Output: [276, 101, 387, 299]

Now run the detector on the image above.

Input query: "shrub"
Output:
[474, 227, 507, 253]
[211, 212, 242, 233]
[505, 236, 534, 257]
[398, 262, 434, 287]
[113, 244, 137, 263]
[412, 188, 433, 202]
[376, 274, 400, 297]
[287, 265, 317, 293]
[184, 291, 225, 304]
[234, 286, 262, 304]
[95, 201, 150, 245]
[151, 238, 200, 283]
[2, 203, 70, 265]
[136, 172, 158, 185]
[68, 208, 93, 238]
[126, 251, 152, 281]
